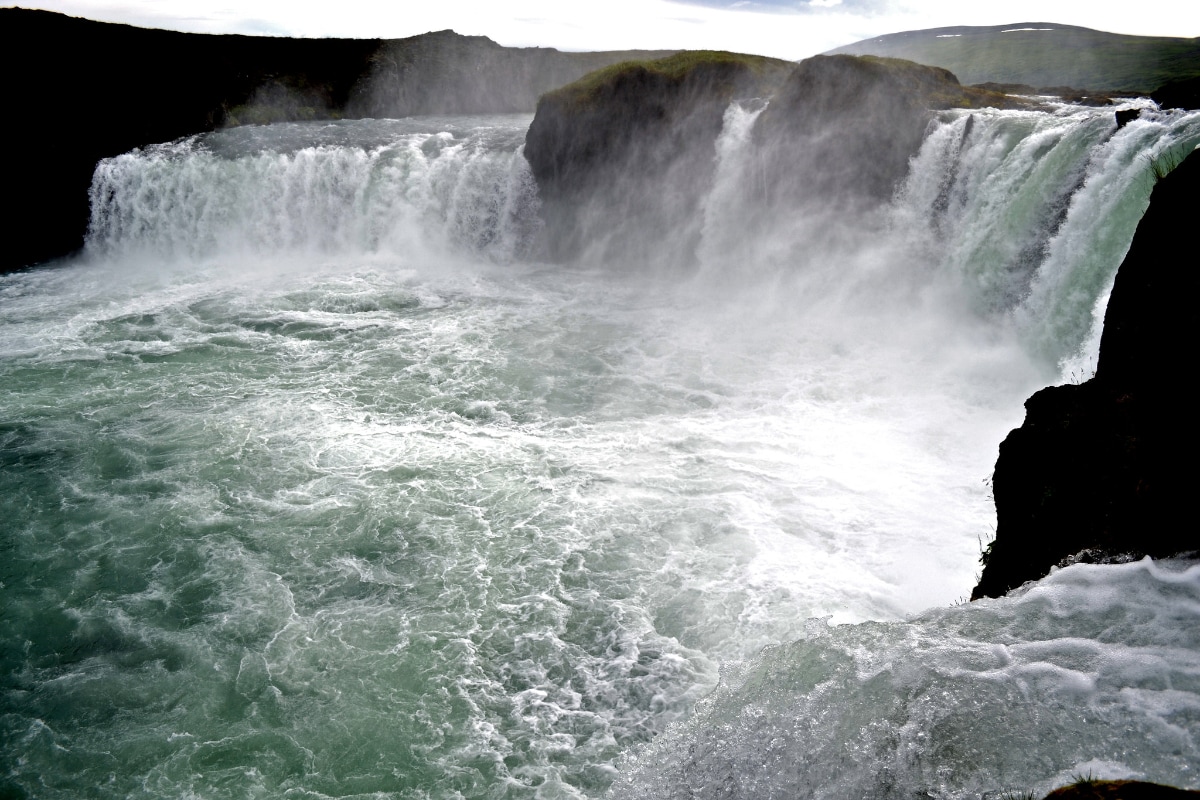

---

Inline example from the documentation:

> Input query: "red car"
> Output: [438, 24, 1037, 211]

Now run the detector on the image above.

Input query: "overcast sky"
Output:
[12, 0, 1200, 60]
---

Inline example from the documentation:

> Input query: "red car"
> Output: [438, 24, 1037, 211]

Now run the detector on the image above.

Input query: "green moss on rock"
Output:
[526, 49, 792, 184]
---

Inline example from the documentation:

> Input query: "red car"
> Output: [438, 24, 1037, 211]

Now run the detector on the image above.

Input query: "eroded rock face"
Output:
[972, 149, 1200, 600]
[1152, 76, 1200, 111]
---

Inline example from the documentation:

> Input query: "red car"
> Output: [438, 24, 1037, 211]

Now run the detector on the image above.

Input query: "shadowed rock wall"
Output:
[753, 55, 1026, 211]
[973, 149, 1200, 599]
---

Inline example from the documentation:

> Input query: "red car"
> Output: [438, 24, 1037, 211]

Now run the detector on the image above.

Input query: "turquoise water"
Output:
[2, 109, 1198, 799]
[0, 255, 1014, 798]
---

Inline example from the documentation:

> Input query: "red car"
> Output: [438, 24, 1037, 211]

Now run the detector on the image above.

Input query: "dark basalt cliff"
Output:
[0, 8, 672, 274]
[972, 149, 1200, 599]
[524, 52, 1029, 266]
[3, 9, 368, 274]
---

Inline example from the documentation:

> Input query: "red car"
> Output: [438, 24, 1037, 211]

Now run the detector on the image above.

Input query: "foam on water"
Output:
[612, 558, 1200, 800]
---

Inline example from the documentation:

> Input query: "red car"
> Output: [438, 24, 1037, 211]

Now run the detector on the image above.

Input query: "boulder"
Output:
[523, 52, 1030, 267]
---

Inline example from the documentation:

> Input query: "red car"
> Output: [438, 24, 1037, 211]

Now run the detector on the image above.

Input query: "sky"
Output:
[11, 0, 1200, 60]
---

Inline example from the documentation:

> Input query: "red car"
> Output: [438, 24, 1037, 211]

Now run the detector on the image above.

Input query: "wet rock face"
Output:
[973, 149, 1200, 600]
[754, 55, 953, 210]
[1152, 76, 1200, 111]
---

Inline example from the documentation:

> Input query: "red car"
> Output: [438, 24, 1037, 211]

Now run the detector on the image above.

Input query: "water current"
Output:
[2, 106, 1199, 799]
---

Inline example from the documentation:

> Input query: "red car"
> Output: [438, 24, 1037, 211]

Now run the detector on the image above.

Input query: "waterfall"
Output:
[2, 103, 1197, 800]
[86, 117, 542, 265]
[894, 103, 1200, 372]
[604, 101, 1200, 799]
[696, 98, 770, 273]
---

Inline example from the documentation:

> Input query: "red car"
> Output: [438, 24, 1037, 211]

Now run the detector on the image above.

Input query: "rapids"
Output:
[1, 104, 1198, 799]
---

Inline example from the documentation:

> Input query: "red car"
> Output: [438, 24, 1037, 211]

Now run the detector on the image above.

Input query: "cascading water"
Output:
[896, 102, 1200, 372]
[1, 102, 1197, 800]
[85, 117, 541, 265]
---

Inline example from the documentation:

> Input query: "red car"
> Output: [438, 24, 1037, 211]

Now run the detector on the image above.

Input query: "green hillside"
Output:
[826, 23, 1200, 93]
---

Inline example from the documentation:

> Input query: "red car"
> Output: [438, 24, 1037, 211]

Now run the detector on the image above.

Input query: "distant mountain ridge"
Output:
[826, 23, 1200, 93]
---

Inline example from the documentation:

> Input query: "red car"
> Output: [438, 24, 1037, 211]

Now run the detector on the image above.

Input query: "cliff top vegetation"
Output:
[539, 50, 794, 110]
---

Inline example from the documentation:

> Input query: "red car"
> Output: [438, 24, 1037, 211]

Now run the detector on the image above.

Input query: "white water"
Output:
[614, 558, 1200, 799]
[86, 117, 541, 265]
[2, 105, 1198, 799]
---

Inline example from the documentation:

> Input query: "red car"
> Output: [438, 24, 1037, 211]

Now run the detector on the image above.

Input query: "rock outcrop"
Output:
[0, 8, 672, 274]
[1152, 76, 1200, 111]
[972, 148, 1200, 599]
[524, 51, 792, 267]
[752, 55, 1029, 212]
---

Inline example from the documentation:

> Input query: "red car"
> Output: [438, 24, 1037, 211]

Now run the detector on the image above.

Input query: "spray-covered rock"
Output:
[753, 55, 1029, 211]
[524, 51, 792, 267]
